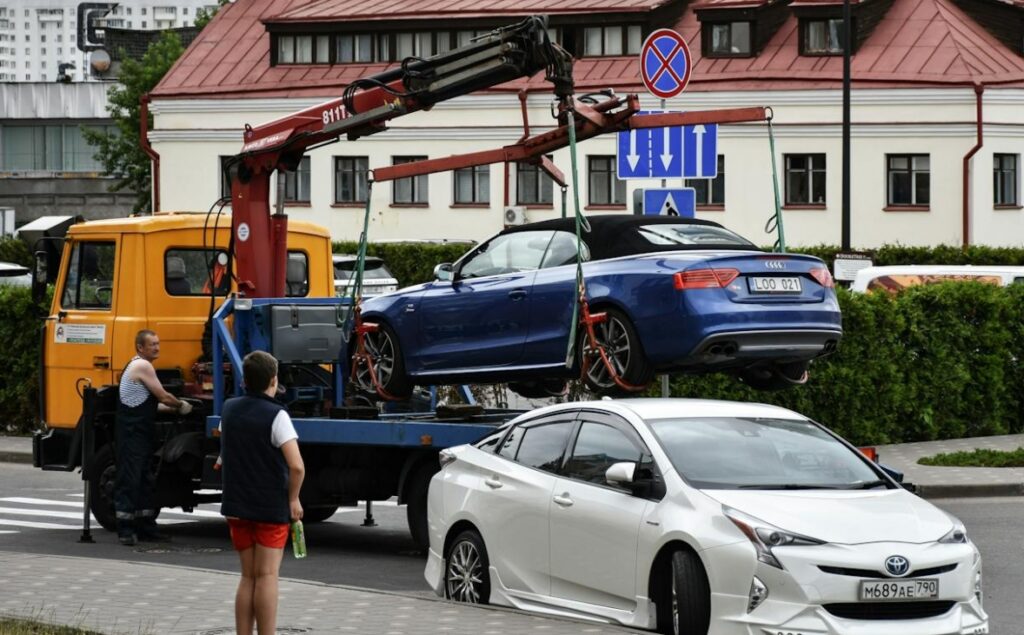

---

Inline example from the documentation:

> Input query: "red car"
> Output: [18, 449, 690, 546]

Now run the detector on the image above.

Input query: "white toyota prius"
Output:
[424, 399, 988, 635]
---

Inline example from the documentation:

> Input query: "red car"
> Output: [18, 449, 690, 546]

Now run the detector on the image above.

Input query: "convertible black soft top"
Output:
[501, 214, 758, 260]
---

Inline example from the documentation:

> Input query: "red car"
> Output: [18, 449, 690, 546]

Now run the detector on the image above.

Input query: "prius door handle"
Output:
[484, 477, 503, 489]
[508, 289, 527, 300]
[553, 494, 574, 507]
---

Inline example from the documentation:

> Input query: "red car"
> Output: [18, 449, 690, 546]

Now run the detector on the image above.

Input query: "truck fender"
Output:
[159, 431, 205, 474]
[397, 451, 439, 505]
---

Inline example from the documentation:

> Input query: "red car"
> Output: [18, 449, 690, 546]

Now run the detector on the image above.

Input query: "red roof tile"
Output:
[152, 0, 1024, 100]
[270, 0, 662, 22]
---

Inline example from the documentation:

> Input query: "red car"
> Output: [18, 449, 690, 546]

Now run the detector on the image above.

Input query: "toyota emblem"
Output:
[884, 555, 911, 577]
[764, 260, 785, 270]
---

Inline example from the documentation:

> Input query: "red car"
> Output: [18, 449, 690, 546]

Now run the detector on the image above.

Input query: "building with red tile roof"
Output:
[149, 0, 1024, 248]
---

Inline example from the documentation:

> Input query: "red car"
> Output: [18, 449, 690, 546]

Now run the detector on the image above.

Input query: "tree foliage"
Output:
[82, 31, 185, 212]
[194, 0, 229, 30]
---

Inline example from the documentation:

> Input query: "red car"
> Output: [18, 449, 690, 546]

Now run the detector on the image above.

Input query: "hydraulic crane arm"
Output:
[228, 16, 574, 298]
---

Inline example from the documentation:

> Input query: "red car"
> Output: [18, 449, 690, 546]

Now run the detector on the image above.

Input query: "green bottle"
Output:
[290, 520, 307, 559]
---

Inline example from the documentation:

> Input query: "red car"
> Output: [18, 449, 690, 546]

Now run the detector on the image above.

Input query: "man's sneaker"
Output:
[118, 534, 137, 546]
[137, 529, 171, 542]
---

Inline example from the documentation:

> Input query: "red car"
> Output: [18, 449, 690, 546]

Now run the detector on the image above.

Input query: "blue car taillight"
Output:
[809, 266, 835, 288]
[674, 268, 740, 290]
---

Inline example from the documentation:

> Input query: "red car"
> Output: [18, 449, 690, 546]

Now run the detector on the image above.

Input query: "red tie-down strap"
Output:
[577, 295, 649, 393]
[349, 306, 403, 402]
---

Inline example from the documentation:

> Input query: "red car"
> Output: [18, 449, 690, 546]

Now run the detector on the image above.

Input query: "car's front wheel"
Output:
[351, 322, 413, 399]
[445, 529, 490, 605]
[580, 307, 654, 395]
[657, 550, 711, 635]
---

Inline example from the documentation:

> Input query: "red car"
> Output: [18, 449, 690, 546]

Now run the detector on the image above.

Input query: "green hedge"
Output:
[669, 283, 1024, 445]
[0, 285, 47, 434]
[788, 244, 1024, 268]
[0, 237, 33, 267]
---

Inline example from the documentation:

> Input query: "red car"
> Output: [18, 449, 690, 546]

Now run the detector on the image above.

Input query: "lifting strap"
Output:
[763, 109, 787, 253]
[563, 109, 648, 393]
[347, 180, 400, 401]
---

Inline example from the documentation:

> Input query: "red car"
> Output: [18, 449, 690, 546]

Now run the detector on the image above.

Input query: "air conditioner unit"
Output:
[503, 206, 527, 227]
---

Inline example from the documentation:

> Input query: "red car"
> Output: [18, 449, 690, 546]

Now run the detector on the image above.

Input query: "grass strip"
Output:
[0, 617, 104, 635]
[918, 447, 1024, 467]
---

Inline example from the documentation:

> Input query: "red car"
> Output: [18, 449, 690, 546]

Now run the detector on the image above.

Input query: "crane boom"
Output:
[228, 16, 573, 298]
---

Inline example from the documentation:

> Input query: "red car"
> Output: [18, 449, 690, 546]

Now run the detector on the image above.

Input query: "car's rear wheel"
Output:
[658, 550, 710, 635]
[737, 360, 810, 391]
[445, 529, 490, 604]
[580, 307, 654, 394]
[352, 322, 413, 399]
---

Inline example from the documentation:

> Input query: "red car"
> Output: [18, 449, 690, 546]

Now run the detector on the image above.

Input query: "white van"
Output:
[851, 265, 1024, 293]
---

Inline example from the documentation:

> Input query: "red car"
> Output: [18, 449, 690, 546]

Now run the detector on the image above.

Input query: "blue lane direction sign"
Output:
[643, 188, 696, 217]
[640, 29, 692, 99]
[682, 123, 718, 178]
[617, 127, 652, 179]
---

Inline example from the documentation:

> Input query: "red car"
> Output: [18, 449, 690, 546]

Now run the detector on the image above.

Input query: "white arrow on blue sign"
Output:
[682, 123, 718, 179]
[617, 127, 652, 179]
[643, 188, 696, 217]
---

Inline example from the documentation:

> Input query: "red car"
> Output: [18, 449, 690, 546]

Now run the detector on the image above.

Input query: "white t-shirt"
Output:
[218, 409, 298, 448]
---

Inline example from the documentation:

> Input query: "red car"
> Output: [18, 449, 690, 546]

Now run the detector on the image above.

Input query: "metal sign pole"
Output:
[79, 385, 96, 543]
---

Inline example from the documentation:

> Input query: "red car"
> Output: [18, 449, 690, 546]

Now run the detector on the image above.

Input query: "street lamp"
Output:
[842, 0, 852, 250]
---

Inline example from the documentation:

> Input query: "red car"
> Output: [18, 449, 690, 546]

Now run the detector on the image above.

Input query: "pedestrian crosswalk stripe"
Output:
[0, 497, 223, 518]
[0, 519, 82, 530]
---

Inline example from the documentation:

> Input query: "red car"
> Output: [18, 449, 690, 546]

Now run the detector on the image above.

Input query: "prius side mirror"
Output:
[433, 263, 453, 282]
[605, 461, 636, 486]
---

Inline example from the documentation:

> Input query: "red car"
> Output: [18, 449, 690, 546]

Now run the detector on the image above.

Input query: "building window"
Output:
[887, 154, 930, 206]
[283, 157, 311, 203]
[453, 165, 489, 205]
[0, 123, 115, 172]
[392, 156, 428, 205]
[685, 155, 726, 206]
[220, 156, 232, 199]
[785, 154, 826, 205]
[516, 160, 554, 205]
[277, 35, 329, 64]
[582, 25, 642, 56]
[588, 156, 625, 205]
[706, 22, 752, 56]
[994, 154, 1019, 206]
[804, 18, 844, 54]
[337, 33, 373, 62]
[334, 156, 369, 203]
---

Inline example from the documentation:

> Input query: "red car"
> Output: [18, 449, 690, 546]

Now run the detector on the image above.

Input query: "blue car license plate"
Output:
[749, 276, 802, 294]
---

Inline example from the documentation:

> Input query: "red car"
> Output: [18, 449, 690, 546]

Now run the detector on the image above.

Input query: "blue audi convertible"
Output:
[354, 215, 842, 398]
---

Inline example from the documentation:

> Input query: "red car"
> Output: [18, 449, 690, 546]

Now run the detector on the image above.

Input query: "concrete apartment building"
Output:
[0, 0, 217, 83]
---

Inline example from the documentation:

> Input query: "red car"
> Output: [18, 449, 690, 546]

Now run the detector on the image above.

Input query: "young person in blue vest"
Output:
[220, 350, 305, 635]
[116, 329, 193, 546]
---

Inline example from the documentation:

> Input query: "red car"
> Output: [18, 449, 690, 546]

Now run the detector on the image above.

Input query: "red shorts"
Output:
[227, 517, 289, 551]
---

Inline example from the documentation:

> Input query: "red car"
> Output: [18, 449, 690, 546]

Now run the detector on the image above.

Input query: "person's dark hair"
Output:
[243, 350, 278, 393]
[135, 329, 157, 351]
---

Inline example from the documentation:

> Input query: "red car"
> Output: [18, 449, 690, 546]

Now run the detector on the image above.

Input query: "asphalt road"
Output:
[0, 462, 1020, 632]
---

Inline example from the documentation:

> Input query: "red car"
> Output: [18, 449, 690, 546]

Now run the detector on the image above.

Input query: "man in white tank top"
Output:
[115, 329, 193, 546]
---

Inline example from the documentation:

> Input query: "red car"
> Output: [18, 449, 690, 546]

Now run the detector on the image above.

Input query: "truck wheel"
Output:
[88, 445, 118, 532]
[406, 461, 439, 550]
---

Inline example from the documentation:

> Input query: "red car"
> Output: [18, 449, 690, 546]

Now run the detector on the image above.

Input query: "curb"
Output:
[0, 451, 32, 465]
[915, 482, 1024, 499]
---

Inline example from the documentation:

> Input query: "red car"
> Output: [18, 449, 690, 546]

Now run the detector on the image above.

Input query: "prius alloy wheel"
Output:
[352, 322, 412, 399]
[582, 308, 654, 394]
[445, 530, 490, 604]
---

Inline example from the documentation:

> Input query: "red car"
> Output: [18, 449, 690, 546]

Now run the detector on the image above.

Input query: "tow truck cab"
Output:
[33, 212, 334, 470]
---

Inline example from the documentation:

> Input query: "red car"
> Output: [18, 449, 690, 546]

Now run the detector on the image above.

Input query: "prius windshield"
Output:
[648, 417, 885, 490]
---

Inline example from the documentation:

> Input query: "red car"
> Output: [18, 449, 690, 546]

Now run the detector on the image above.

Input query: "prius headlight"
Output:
[724, 506, 824, 570]
[937, 512, 969, 544]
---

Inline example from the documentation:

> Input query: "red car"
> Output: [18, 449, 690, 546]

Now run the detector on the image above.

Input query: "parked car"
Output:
[333, 254, 399, 297]
[355, 215, 842, 397]
[851, 264, 1024, 293]
[425, 398, 988, 635]
[0, 261, 31, 288]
